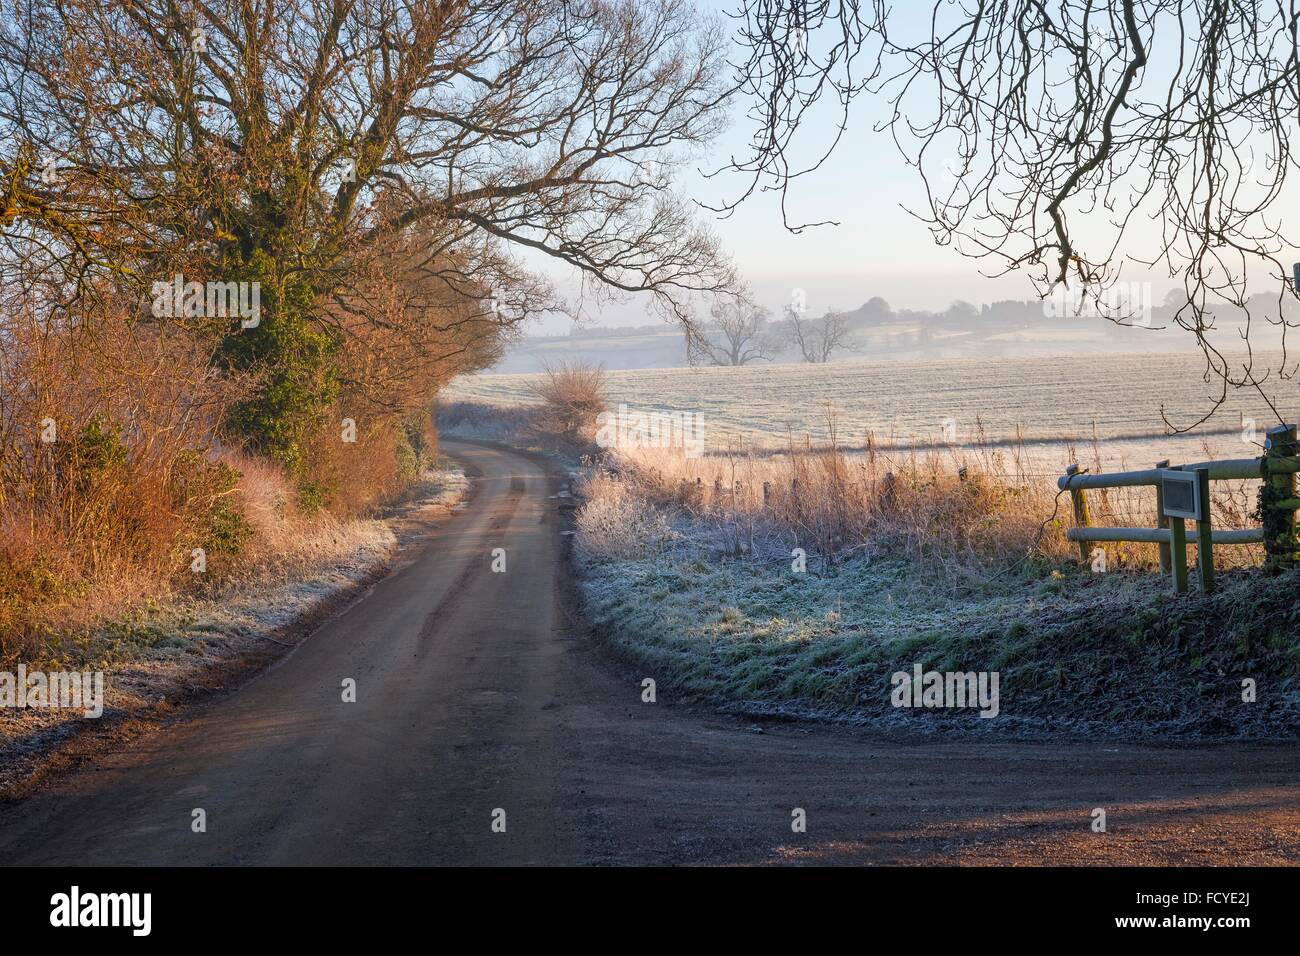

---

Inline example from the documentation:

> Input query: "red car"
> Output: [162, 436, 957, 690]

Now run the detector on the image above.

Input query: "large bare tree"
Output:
[0, 0, 735, 312]
[0, 0, 738, 466]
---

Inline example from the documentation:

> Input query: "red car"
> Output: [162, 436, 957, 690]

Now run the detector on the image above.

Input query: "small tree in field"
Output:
[690, 292, 774, 366]
[787, 308, 852, 364]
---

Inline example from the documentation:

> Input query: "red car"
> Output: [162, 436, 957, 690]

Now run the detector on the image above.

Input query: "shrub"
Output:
[531, 361, 607, 439]
[575, 472, 678, 559]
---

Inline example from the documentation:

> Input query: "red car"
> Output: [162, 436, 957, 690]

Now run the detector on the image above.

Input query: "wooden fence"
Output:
[1057, 424, 1300, 593]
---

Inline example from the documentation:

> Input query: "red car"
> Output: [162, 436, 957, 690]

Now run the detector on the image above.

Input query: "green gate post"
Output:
[1169, 516, 1189, 594]
[1155, 459, 1171, 573]
[1263, 424, 1299, 570]
[1194, 467, 1215, 593]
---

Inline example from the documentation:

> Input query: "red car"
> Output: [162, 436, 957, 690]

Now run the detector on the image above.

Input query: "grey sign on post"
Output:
[1160, 469, 1203, 521]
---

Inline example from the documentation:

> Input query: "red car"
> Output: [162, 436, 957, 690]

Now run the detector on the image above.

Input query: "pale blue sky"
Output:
[680, 0, 1037, 315]
[525, 1, 1052, 332]
[528, 1, 1282, 334]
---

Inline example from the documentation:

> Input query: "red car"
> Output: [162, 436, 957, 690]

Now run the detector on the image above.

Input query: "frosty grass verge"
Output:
[0, 467, 468, 779]
[573, 491, 1300, 738]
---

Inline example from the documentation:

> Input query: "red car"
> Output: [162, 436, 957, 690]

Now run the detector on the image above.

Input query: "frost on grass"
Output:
[0, 467, 468, 783]
[438, 400, 538, 446]
[437, 399, 600, 466]
[443, 351, 1282, 471]
[573, 478, 1300, 739]
[574, 472, 677, 559]
[579, 543, 1022, 712]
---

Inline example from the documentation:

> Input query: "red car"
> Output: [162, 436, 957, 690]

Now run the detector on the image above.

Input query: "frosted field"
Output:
[444, 350, 1297, 474]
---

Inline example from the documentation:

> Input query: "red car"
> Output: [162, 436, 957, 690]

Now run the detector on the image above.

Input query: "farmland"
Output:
[443, 349, 1291, 472]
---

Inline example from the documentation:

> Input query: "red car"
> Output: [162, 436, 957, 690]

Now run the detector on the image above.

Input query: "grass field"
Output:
[445, 349, 1294, 473]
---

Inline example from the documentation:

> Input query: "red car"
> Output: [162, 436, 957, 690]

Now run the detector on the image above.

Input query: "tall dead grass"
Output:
[589, 442, 1063, 580]
[580, 421, 1265, 584]
[0, 307, 247, 659]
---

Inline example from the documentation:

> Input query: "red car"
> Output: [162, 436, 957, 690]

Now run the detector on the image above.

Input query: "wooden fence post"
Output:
[1169, 516, 1189, 593]
[1263, 424, 1299, 570]
[1163, 464, 1189, 593]
[1154, 459, 1171, 573]
[1194, 467, 1214, 593]
[1065, 464, 1091, 563]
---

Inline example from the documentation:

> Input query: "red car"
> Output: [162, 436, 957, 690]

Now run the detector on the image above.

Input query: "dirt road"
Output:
[1, 439, 1297, 865]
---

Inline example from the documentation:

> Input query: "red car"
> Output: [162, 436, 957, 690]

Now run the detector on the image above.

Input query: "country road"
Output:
[1, 439, 1298, 865]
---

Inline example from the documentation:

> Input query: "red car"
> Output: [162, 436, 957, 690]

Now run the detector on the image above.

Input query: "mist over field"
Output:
[447, 349, 1287, 472]
[489, 288, 1300, 374]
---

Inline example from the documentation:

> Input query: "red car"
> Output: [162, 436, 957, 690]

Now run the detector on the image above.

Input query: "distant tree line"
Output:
[590, 288, 1300, 368]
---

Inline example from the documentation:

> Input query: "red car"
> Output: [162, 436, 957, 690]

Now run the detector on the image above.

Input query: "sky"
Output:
[522, 1, 1290, 336]
[519, 2, 1039, 333]
[675, 0, 1041, 318]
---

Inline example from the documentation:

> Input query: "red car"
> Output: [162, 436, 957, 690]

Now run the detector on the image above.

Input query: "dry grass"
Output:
[298, 412, 434, 516]
[578, 417, 1266, 585]
[211, 448, 364, 580]
[573, 472, 678, 559]
[0, 310, 244, 663]
[0, 300, 440, 665]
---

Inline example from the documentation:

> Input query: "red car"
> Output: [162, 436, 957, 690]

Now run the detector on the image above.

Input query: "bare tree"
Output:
[0, 0, 737, 342]
[0, 0, 741, 471]
[786, 307, 851, 363]
[724, 2, 1300, 428]
[690, 292, 774, 366]
[709, 0, 878, 232]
